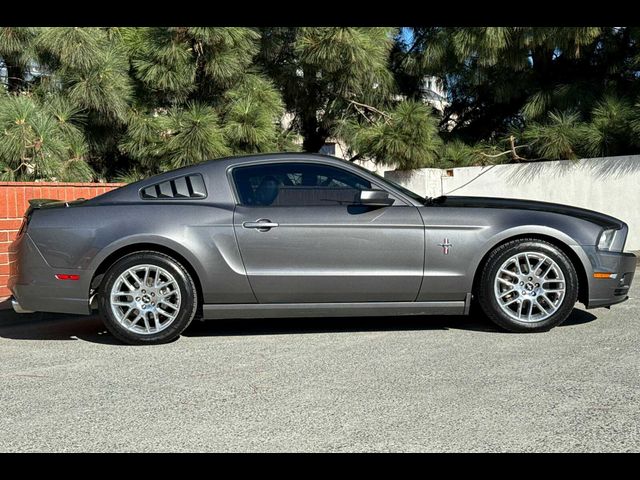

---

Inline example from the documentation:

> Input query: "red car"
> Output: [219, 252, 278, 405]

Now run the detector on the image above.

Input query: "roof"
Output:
[199, 151, 353, 169]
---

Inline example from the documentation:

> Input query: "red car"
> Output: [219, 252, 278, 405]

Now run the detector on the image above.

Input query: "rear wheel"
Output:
[477, 239, 579, 332]
[98, 251, 197, 345]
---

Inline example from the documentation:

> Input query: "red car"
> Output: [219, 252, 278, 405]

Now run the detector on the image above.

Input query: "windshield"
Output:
[348, 162, 429, 204]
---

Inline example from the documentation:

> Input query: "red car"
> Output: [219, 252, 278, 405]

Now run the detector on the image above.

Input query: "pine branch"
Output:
[347, 99, 392, 125]
[477, 136, 543, 162]
[347, 99, 391, 119]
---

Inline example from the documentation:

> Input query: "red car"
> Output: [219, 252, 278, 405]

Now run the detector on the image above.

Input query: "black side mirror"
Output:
[358, 189, 395, 206]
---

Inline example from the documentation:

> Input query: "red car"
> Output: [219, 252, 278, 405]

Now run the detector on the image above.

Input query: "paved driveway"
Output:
[0, 277, 638, 452]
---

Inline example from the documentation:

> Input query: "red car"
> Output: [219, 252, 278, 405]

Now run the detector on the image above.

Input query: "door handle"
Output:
[243, 219, 279, 231]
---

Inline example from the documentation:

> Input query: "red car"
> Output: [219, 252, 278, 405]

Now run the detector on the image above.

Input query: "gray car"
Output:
[8, 153, 636, 344]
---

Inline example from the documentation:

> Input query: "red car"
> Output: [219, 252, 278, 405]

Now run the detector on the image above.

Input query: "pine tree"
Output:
[394, 27, 640, 161]
[1, 27, 292, 181]
[118, 28, 287, 178]
[257, 27, 398, 152]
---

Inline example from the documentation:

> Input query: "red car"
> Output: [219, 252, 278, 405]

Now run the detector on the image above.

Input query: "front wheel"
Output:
[477, 239, 579, 332]
[98, 251, 198, 345]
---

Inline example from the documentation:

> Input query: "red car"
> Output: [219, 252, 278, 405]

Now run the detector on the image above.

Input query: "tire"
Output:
[98, 251, 198, 345]
[477, 238, 579, 333]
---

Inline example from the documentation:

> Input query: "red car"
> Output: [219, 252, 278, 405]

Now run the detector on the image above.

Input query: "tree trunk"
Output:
[298, 64, 331, 153]
[300, 111, 329, 152]
[302, 129, 328, 152]
[531, 46, 554, 78]
[4, 58, 24, 92]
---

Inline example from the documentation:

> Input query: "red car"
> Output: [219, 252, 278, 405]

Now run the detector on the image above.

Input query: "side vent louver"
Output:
[140, 174, 207, 200]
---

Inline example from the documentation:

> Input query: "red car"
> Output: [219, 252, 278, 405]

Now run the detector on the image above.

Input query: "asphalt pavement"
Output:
[0, 276, 638, 452]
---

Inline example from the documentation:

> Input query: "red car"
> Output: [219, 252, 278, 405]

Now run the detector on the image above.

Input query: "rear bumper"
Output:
[11, 297, 34, 314]
[585, 249, 636, 309]
[8, 233, 91, 315]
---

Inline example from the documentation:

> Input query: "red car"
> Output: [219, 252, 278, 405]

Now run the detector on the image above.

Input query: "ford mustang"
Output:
[8, 153, 636, 344]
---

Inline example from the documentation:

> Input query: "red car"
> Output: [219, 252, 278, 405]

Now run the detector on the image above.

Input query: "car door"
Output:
[231, 161, 425, 303]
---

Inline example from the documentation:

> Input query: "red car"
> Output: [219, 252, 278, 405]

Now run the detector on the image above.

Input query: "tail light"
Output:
[55, 274, 80, 281]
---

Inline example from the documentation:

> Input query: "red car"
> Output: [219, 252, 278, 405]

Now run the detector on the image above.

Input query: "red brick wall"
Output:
[0, 182, 125, 298]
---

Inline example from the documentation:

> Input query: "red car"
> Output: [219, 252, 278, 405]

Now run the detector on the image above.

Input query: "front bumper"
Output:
[585, 249, 636, 309]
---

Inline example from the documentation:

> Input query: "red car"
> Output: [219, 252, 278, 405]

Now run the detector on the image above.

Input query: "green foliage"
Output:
[119, 75, 285, 174]
[127, 28, 197, 103]
[119, 103, 230, 170]
[0, 27, 289, 181]
[435, 140, 509, 168]
[521, 83, 598, 121]
[4, 26, 640, 182]
[163, 102, 230, 169]
[65, 46, 133, 122]
[521, 110, 587, 160]
[114, 167, 148, 184]
[37, 27, 107, 72]
[222, 74, 285, 153]
[186, 27, 259, 88]
[436, 140, 475, 168]
[395, 26, 640, 151]
[515, 95, 639, 161]
[125, 27, 260, 106]
[295, 27, 395, 99]
[0, 27, 38, 67]
[0, 93, 94, 181]
[0, 28, 39, 93]
[258, 27, 398, 152]
[338, 100, 442, 169]
[582, 95, 635, 157]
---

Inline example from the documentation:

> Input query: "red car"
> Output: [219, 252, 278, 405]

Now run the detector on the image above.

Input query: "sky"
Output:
[400, 27, 414, 45]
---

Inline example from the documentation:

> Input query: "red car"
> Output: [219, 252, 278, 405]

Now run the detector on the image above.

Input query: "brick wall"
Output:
[0, 182, 125, 298]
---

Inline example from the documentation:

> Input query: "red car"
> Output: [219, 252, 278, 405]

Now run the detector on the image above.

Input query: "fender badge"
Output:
[438, 238, 452, 255]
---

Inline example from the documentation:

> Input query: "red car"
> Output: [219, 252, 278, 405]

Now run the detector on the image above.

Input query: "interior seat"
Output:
[254, 175, 280, 206]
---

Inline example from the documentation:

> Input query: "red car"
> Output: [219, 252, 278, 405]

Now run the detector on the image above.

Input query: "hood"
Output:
[429, 195, 624, 229]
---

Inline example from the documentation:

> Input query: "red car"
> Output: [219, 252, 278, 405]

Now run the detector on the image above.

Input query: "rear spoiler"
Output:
[25, 198, 66, 217]
[25, 198, 86, 216]
[28, 198, 65, 208]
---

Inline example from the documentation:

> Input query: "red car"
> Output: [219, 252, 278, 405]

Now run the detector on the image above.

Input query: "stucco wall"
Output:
[385, 155, 640, 251]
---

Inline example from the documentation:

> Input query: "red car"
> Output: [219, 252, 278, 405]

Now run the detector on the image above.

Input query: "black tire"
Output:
[477, 238, 579, 333]
[98, 251, 198, 345]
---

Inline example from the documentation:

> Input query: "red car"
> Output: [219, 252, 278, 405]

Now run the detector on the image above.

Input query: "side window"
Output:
[232, 163, 373, 206]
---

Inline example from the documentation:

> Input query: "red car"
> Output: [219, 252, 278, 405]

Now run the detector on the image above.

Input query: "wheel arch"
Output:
[471, 233, 589, 306]
[90, 242, 204, 311]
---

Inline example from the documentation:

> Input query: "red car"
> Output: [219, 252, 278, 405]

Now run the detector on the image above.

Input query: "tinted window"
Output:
[232, 163, 372, 206]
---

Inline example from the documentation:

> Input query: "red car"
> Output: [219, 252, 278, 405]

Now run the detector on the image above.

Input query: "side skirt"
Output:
[202, 300, 467, 320]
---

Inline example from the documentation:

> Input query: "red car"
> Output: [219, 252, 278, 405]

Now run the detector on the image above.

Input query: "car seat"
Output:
[254, 175, 280, 206]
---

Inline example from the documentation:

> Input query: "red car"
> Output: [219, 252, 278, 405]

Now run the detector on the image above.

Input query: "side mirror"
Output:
[358, 189, 395, 206]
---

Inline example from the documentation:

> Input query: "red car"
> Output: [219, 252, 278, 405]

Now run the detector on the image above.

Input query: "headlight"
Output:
[597, 228, 617, 251]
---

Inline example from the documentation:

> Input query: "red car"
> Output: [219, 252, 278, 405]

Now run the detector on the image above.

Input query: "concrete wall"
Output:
[385, 155, 640, 251]
[0, 182, 124, 298]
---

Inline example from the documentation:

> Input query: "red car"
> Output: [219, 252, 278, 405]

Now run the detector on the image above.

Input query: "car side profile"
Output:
[8, 153, 636, 344]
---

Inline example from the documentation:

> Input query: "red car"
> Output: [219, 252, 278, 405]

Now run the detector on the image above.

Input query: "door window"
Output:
[232, 162, 372, 206]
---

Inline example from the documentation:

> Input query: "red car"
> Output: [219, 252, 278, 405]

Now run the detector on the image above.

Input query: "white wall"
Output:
[385, 155, 640, 251]
[352, 158, 396, 176]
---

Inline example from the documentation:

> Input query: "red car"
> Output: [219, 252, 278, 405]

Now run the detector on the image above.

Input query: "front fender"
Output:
[418, 215, 594, 302]
[466, 224, 592, 283]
